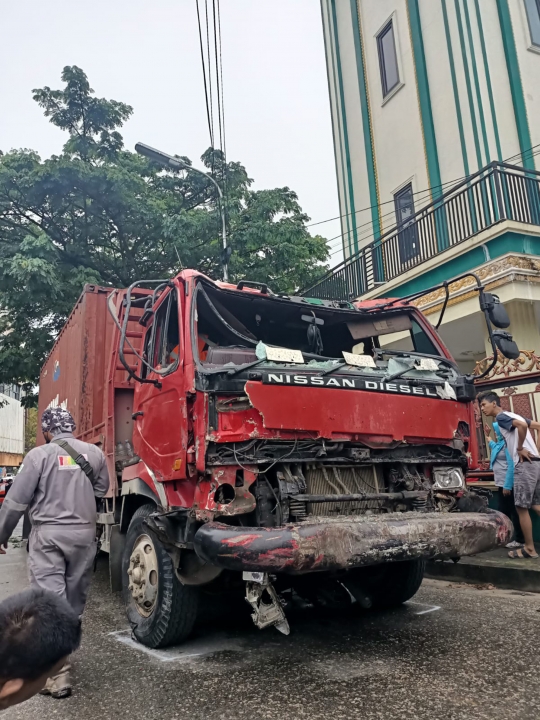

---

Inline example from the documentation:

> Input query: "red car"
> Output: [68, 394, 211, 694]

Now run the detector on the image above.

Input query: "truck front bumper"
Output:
[193, 511, 513, 574]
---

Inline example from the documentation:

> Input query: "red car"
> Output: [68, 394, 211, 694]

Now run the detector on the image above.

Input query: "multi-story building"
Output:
[0, 383, 24, 473]
[313, 0, 540, 432]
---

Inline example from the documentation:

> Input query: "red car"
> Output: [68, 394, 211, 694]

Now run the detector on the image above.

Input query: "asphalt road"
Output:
[2, 541, 539, 720]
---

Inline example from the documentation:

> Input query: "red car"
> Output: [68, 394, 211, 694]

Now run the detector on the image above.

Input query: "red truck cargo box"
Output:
[38, 285, 115, 445]
[38, 284, 149, 494]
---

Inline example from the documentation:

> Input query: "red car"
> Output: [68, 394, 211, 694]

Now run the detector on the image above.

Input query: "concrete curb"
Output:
[426, 560, 540, 593]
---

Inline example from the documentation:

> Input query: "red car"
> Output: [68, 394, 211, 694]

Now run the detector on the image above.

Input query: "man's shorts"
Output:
[513, 460, 540, 508]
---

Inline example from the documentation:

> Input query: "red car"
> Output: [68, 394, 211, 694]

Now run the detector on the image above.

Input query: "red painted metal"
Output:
[132, 282, 188, 482]
[244, 383, 470, 445]
[38, 270, 481, 518]
[38, 285, 115, 445]
[38, 284, 149, 498]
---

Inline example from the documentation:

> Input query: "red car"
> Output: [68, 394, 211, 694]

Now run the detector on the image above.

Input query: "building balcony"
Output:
[306, 162, 540, 302]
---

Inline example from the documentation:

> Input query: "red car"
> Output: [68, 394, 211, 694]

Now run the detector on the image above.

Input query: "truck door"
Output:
[132, 285, 188, 481]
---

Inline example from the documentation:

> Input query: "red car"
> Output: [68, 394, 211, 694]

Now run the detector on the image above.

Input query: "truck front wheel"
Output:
[122, 504, 199, 648]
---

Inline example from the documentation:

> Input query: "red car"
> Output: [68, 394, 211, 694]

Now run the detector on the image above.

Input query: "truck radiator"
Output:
[304, 463, 382, 516]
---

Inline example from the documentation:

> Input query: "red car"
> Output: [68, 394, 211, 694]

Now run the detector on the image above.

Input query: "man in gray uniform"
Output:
[0, 406, 109, 698]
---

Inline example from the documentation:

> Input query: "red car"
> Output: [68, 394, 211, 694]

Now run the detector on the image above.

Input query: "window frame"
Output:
[524, 0, 540, 48]
[377, 19, 400, 98]
[141, 288, 181, 379]
[394, 182, 418, 264]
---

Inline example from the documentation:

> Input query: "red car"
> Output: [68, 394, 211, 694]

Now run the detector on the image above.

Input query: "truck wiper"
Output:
[384, 363, 416, 383]
[374, 347, 457, 371]
[225, 359, 265, 378]
[203, 359, 265, 378]
[318, 360, 346, 377]
[382, 357, 454, 383]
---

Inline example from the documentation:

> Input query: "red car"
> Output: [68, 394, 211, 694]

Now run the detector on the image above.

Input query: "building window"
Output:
[524, 0, 540, 46]
[377, 21, 400, 97]
[394, 183, 418, 264]
[0, 384, 21, 402]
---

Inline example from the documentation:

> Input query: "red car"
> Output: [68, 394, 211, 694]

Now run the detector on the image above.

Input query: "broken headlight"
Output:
[432, 466, 464, 490]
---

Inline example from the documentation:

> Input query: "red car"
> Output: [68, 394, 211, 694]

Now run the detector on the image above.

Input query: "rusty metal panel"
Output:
[304, 464, 381, 515]
[38, 285, 116, 446]
[194, 511, 513, 574]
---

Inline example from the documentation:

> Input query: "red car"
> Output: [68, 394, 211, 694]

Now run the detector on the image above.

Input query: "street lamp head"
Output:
[135, 140, 229, 282]
[135, 142, 185, 171]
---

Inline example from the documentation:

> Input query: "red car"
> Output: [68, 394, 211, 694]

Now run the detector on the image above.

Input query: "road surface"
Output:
[1, 539, 538, 720]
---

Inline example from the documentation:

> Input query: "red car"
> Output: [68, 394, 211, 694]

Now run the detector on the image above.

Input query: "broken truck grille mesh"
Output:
[304, 463, 382, 516]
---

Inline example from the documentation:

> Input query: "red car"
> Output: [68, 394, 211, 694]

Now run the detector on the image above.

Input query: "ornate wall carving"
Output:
[473, 350, 540, 381]
[412, 254, 540, 315]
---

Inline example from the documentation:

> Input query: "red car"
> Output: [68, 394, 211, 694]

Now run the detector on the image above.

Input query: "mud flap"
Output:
[109, 525, 126, 593]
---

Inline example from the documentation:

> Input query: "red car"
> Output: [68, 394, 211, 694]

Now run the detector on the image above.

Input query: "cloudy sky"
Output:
[0, 0, 343, 263]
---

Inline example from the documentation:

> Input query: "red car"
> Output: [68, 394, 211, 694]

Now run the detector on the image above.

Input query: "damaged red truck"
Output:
[38, 270, 516, 647]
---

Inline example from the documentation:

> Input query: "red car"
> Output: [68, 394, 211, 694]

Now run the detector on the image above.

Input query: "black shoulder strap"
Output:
[52, 439, 95, 484]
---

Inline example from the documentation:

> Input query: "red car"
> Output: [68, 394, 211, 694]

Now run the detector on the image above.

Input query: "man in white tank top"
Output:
[480, 392, 540, 560]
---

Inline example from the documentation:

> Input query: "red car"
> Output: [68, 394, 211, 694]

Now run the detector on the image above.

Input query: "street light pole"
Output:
[135, 142, 229, 282]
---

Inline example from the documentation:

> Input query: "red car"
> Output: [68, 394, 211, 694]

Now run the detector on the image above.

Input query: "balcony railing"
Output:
[304, 162, 540, 300]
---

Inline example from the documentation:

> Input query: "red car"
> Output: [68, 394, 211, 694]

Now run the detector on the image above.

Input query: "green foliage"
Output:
[0, 67, 329, 400]
[25, 407, 38, 453]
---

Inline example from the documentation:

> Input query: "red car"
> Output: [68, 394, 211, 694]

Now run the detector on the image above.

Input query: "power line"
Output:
[213, 0, 224, 156]
[204, 0, 215, 156]
[215, 0, 229, 213]
[321, 146, 540, 261]
[308, 176, 462, 230]
[195, 0, 214, 149]
[323, 179, 450, 249]
[308, 143, 540, 231]
[195, 0, 229, 246]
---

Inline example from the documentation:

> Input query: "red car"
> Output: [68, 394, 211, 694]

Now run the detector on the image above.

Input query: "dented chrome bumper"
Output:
[193, 511, 513, 574]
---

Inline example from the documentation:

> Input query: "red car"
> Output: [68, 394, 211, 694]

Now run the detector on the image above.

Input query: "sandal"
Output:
[508, 548, 539, 559]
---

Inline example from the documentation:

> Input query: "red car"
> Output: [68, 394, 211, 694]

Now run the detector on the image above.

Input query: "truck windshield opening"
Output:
[194, 282, 442, 369]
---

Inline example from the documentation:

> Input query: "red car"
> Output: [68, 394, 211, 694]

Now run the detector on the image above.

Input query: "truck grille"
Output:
[304, 463, 382, 516]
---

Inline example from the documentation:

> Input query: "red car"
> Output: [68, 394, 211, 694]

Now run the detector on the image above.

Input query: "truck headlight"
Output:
[432, 467, 464, 490]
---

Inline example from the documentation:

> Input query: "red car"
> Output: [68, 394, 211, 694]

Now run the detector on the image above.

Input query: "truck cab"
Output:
[100, 270, 512, 646]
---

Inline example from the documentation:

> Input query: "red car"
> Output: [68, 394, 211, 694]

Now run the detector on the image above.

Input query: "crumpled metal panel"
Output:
[245, 381, 472, 446]
[193, 511, 513, 574]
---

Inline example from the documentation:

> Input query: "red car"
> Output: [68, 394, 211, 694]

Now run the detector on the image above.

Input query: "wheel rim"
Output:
[127, 534, 159, 617]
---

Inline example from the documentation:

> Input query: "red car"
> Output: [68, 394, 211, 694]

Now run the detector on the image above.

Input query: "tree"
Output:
[0, 67, 329, 400]
[25, 408, 38, 453]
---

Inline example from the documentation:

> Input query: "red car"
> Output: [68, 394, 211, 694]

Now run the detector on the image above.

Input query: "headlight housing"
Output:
[432, 466, 464, 490]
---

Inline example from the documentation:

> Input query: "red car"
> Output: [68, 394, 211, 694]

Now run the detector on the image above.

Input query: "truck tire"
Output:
[370, 559, 425, 609]
[122, 504, 199, 648]
[345, 559, 425, 611]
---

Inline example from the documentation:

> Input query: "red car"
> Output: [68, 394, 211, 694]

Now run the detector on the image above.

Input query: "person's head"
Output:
[0, 589, 81, 710]
[478, 391, 501, 419]
[41, 407, 76, 444]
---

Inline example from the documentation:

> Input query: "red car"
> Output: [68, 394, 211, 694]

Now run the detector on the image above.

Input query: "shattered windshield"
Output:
[194, 283, 457, 384]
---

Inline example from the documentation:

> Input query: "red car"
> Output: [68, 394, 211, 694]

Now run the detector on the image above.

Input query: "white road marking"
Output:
[406, 601, 441, 615]
[108, 629, 244, 663]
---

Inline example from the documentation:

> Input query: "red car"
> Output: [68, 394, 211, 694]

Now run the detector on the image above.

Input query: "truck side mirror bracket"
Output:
[479, 292, 510, 329]
[492, 330, 520, 360]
